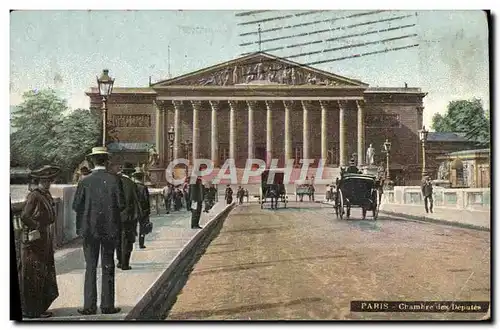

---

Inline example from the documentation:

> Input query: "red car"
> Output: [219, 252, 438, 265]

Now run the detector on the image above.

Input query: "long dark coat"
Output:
[72, 169, 126, 241]
[118, 175, 143, 242]
[19, 188, 59, 318]
[135, 182, 151, 228]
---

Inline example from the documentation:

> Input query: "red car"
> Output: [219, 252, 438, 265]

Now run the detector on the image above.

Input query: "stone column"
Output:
[319, 101, 328, 163]
[356, 100, 365, 166]
[300, 101, 311, 161]
[209, 101, 219, 167]
[154, 100, 165, 167]
[172, 101, 182, 160]
[228, 101, 237, 161]
[283, 100, 293, 163]
[191, 100, 202, 164]
[265, 101, 273, 166]
[246, 101, 256, 159]
[338, 100, 347, 167]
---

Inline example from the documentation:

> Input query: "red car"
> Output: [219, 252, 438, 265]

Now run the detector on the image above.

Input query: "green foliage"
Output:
[10, 89, 102, 182]
[431, 98, 490, 147]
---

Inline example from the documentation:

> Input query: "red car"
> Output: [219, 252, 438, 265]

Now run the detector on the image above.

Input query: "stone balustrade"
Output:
[382, 186, 490, 211]
[11, 186, 166, 257]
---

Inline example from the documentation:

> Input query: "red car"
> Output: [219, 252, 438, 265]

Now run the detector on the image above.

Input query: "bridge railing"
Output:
[12, 188, 166, 266]
[382, 186, 490, 211]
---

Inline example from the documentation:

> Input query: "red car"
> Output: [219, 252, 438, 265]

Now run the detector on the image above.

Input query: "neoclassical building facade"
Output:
[87, 52, 427, 180]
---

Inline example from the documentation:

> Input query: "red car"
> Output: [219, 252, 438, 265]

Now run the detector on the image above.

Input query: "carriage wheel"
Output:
[337, 190, 344, 220]
[372, 190, 379, 220]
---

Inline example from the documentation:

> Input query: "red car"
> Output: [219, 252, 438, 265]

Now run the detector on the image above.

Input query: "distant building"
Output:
[426, 132, 482, 178]
[87, 52, 430, 182]
[437, 148, 490, 188]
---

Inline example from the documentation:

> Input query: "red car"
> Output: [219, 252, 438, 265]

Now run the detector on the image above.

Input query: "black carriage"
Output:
[334, 173, 381, 220]
[259, 169, 288, 209]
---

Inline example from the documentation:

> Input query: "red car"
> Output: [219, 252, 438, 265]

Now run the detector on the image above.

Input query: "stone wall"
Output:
[382, 186, 490, 211]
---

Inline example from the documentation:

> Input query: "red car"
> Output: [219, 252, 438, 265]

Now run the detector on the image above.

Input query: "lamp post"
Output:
[383, 139, 392, 181]
[419, 125, 429, 179]
[167, 126, 175, 163]
[96, 69, 115, 147]
[181, 140, 192, 164]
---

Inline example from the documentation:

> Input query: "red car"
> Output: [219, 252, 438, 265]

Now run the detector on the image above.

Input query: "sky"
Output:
[9, 10, 490, 129]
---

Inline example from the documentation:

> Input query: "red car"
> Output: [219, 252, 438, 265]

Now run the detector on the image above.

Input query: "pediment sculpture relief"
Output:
[184, 60, 344, 86]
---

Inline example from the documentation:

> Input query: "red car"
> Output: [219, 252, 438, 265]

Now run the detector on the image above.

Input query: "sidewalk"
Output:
[320, 200, 490, 231]
[379, 204, 490, 231]
[28, 201, 233, 321]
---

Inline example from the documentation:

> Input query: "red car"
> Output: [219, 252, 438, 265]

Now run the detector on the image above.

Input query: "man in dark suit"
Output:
[72, 147, 125, 315]
[131, 167, 151, 249]
[189, 176, 205, 229]
[113, 162, 142, 270]
[421, 176, 434, 213]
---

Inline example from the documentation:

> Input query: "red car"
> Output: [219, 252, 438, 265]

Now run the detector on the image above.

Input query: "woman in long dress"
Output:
[19, 165, 60, 318]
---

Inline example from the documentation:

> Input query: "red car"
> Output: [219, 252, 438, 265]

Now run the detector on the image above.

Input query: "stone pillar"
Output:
[172, 101, 182, 160]
[161, 103, 166, 166]
[356, 100, 365, 166]
[191, 100, 202, 164]
[338, 100, 347, 167]
[154, 100, 165, 167]
[319, 101, 328, 163]
[228, 101, 237, 161]
[209, 100, 219, 167]
[246, 101, 256, 159]
[283, 100, 293, 163]
[265, 101, 273, 166]
[300, 100, 311, 161]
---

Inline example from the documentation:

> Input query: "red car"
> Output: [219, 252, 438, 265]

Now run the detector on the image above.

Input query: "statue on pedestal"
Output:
[148, 146, 159, 167]
[366, 144, 375, 165]
[437, 161, 450, 181]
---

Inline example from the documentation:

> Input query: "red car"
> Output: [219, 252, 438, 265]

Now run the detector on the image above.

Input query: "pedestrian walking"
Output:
[72, 147, 125, 315]
[189, 177, 204, 229]
[237, 186, 244, 205]
[132, 167, 152, 249]
[162, 183, 173, 214]
[19, 165, 61, 318]
[421, 176, 434, 213]
[174, 187, 183, 211]
[114, 162, 142, 270]
[225, 185, 233, 205]
[183, 180, 191, 211]
[204, 183, 215, 213]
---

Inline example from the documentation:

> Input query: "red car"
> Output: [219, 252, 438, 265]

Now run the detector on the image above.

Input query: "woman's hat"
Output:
[30, 165, 61, 179]
[87, 146, 109, 157]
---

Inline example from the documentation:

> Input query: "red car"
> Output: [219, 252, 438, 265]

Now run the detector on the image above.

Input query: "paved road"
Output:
[165, 202, 490, 320]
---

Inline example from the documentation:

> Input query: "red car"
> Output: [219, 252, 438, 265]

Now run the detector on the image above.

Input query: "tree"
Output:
[10, 89, 66, 169]
[431, 98, 490, 147]
[10, 89, 102, 182]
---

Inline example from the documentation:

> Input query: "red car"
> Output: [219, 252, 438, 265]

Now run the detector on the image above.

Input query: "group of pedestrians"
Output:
[162, 180, 218, 215]
[15, 146, 153, 318]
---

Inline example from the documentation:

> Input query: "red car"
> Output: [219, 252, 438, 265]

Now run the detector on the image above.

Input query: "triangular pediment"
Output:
[152, 52, 368, 87]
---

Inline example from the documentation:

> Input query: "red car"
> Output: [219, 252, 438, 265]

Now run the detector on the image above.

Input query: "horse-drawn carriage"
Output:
[295, 182, 314, 202]
[259, 169, 288, 209]
[334, 173, 381, 220]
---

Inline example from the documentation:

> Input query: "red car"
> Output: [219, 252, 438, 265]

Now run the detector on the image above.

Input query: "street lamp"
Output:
[96, 69, 115, 147]
[419, 125, 429, 179]
[383, 139, 392, 181]
[167, 126, 175, 163]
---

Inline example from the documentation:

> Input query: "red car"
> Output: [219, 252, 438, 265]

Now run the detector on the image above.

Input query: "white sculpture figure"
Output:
[366, 144, 375, 165]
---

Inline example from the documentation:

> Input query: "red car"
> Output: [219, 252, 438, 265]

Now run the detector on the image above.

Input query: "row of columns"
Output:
[158, 100, 366, 168]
